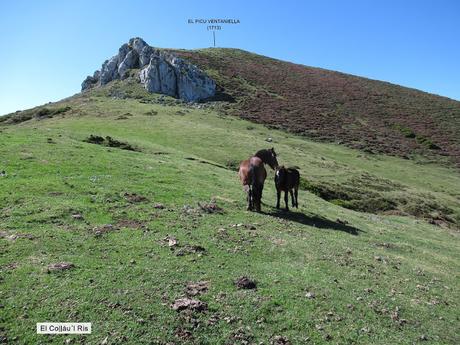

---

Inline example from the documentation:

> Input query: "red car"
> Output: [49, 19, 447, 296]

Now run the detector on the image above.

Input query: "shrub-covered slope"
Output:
[171, 48, 460, 166]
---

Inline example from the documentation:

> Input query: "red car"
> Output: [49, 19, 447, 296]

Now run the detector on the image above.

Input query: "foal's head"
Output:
[256, 147, 279, 170]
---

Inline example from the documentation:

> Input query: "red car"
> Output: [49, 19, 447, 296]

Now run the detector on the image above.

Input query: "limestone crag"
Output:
[81, 38, 215, 102]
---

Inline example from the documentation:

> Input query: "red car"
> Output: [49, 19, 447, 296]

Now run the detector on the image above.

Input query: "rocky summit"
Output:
[81, 37, 216, 102]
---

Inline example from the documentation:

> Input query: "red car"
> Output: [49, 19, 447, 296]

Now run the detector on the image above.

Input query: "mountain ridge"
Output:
[3, 40, 460, 166]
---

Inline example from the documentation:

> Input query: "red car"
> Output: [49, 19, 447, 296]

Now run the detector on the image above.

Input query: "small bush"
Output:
[225, 159, 240, 171]
[84, 135, 138, 151]
[416, 135, 441, 150]
[144, 110, 158, 116]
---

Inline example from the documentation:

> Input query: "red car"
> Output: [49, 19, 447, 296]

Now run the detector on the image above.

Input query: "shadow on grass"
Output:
[263, 208, 364, 236]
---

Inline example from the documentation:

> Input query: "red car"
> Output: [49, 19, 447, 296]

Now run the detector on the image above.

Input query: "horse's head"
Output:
[255, 148, 279, 170]
[266, 147, 279, 170]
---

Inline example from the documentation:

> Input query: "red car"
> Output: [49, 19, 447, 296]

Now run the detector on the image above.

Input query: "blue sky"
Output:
[0, 0, 459, 115]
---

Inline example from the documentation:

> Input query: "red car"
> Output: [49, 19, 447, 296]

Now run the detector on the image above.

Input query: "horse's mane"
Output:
[254, 149, 270, 160]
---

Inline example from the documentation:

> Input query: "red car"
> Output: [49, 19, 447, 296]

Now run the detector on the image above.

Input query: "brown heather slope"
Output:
[171, 48, 460, 166]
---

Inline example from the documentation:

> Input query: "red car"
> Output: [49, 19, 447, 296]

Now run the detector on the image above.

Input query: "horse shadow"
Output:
[262, 208, 364, 236]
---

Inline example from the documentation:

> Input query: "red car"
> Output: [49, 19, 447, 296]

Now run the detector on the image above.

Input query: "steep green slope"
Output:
[1, 84, 459, 344]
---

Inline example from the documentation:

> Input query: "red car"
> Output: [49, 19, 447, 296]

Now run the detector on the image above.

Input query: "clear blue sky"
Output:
[1, 0, 459, 115]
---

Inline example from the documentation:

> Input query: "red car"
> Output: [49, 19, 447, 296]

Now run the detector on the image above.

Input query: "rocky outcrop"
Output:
[81, 37, 216, 102]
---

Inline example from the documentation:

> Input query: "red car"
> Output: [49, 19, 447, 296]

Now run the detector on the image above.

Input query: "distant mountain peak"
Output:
[81, 37, 216, 102]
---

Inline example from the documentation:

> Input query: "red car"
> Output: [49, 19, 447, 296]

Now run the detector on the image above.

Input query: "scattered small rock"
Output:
[235, 276, 257, 289]
[71, 214, 84, 220]
[154, 203, 165, 209]
[305, 291, 316, 299]
[165, 236, 178, 247]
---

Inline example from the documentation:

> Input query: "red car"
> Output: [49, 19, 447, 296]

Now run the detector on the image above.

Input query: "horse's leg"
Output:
[249, 186, 254, 211]
[284, 191, 289, 211]
[255, 185, 262, 212]
[294, 187, 299, 208]
[290, 189, 295, 207]
[276, 188, 281, 209]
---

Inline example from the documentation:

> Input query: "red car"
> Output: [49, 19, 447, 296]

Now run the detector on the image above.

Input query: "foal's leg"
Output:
[290, 189, 295, 207]
[276, 188, 281, 209]
[294, 187, 299, 208]
[284, 191, 289, 211]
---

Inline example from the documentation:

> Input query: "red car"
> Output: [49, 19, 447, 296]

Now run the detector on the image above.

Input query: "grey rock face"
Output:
[81, 70, 100, 90]
[139, 45, 154, 67]
[171, 57, 216, 102]
[100, 56, 119, 85]
[139, 56, 177, 97]
[118, 43, 130, 64]
[118, 50, 139, 78]
[81, 37, 215, 102]
[129, 37, 148, 55]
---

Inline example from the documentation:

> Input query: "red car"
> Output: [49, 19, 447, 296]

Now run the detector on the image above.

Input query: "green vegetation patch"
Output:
[0, 106, 72, 124]
[84, 134, 139, 151]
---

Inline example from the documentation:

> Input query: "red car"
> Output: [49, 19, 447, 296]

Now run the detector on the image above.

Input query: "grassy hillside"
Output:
[1, 82, 459, 344]
[170, 48, 460, 167]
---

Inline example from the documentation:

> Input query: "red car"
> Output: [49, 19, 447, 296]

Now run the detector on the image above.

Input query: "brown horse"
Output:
[238, 148, 279, 212]
[275, 166, 300, 211]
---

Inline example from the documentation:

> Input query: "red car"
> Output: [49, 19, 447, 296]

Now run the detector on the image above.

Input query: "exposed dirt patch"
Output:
[47, 262, 75, 272]
[171, 298, 208, 312]
[0, 231, 35, 241]
[185, 281, 209, 296]
[2, 262, 18, 270]
[235, 276, 257, 289]
[227, 327, 254, 344]
[124, 192, 149, 203]
[92, 224, 117, 237]
[116, 219, 146, 229]
[176, 245, 206, 256]
[198, 200, 224, 214]
[271, 335, 292, 345]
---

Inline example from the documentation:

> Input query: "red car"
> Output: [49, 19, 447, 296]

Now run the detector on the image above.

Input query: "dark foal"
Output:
[275, 166, 300, 211]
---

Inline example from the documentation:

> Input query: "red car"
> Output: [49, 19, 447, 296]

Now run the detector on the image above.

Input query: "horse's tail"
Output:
[249, 164, 262, 211]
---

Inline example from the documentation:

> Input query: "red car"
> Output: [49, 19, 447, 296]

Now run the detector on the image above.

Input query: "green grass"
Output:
[1, 87, 459, 344]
